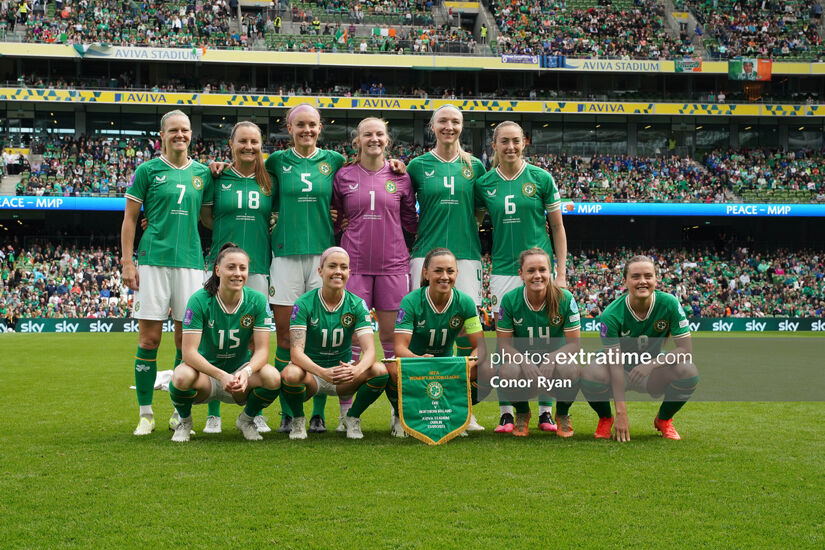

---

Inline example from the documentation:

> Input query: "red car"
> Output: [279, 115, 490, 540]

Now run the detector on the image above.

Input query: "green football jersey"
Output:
[126, 156, 212, 269]
[182, 287, 271, 373]
[395, 286, 483, 357]
[407, 151, 485, 260]
[205, 167, 273, 275]
[496, 286, 580, 350]
[475, 162, 562, 276]
[600, 290, 690, 368]
[265, 147, 345, 257]
[290, 288, 373, 367]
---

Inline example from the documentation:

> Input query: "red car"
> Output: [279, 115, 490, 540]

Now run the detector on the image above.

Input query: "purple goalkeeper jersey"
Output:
[332, 162, 418, 275]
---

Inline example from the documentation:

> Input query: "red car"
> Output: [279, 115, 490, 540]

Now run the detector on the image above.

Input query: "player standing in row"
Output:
[264, 103, 346, 434]
[121, 109, 213, 436]
[494, 248, 581, 436]
[405, 104, 486, 432]
[281, 247, 389, 440]
[475, 121, 568, 431]
[332, 117, 418, 365]
[580, 255, 699, 441]
[199, 121, 274, 435]
[393, 248, 485, 437]
[169, 243, 281, 442]
[265, 104, 406, 434]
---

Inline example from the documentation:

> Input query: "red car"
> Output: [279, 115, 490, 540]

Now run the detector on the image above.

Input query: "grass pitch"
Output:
[1, 333, 823, 548]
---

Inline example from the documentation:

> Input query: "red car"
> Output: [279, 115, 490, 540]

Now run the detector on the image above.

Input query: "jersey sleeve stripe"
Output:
[182, 329, 202, 334]
[355, 327, 373, 336]
[545, 201, 562, 212]
[253, 327, 270, 332]
[672, 332, 691, 339]
[496, 328, 514, 333]
[125, 193, 143, 204]
[394, 329, 413, 335]
[563, 325, 581, 332]
[291, 325, 307, 331]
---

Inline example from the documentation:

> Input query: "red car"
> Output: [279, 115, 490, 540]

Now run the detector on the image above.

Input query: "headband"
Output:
[320, 246, 349, 268]
[287, 104, 319, 126]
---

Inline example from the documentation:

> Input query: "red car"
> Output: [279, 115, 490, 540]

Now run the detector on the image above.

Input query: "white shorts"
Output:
[202, 271, 269, 297]
[269, 254, 322, 305]
[206, 363, 250, 404]
[410, 257, 482, 306]
[312, 373, 339, 397]
[133, 265, 203, 321]
[490, 274, 522, 313]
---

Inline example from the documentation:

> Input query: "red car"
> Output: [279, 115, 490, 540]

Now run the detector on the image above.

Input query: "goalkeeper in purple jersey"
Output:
[332, 117, 418, 363]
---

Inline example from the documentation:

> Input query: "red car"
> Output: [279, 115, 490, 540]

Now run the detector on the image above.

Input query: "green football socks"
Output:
[134, 346, 158, 407]
[244, 387, 280, 418]
[658, 375, 699, 420]
[581, 378, 613, 418]
[282, 382, 306, 418]
[348, 374, 389, 418]
[169, 381, 196, 419]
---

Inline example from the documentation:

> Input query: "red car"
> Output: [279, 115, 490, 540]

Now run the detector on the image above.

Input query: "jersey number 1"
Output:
[218, 329, 241, 349]
[237, 190, 260, 209]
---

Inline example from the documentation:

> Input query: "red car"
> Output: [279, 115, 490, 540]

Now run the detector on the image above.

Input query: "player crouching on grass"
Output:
[280, 247, 389, 440]
[494, 248, 581, 437]
[579, 255, 699, 441]
[169, 243, 281, 442]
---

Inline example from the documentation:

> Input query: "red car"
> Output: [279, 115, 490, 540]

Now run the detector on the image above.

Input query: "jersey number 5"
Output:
[301, 173, 312, 192]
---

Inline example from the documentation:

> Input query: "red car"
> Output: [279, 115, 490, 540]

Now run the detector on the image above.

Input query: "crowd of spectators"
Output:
[529, 153, 731, 203]
[2, 241, 822, 326]
[20, 0, 248, 49]
[679, 0, 824, 60]
[294, 0, 434, 26]
[490, 0, 692, 60]
[702, 149, 825, 200]
[0, 242, 130, 324]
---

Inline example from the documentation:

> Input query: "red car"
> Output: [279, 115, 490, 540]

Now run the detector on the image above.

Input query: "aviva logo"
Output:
[577, 103, 626, 113]
[352, 98, 401, 109]
[115, 92, 168, 103]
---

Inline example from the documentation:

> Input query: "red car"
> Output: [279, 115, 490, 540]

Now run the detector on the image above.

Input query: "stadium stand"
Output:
[488, 0, 692, 59]
[677, 0, 824, 60]
[2, 242, 822, 325]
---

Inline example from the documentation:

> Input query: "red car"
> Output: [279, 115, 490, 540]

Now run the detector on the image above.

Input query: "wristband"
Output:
[244, 365, 253, 377]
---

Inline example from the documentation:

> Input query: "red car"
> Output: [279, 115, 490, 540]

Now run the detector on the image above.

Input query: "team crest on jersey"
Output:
[462, 166, 473, 180]
[492, 295, 498, 306]
[522, 182, 537, 197]
[318, 162, 332, 176]
[191, 176, 204, 190]
[654, 319, 670, 332]
[426, 381, 444, 400]
[240, 314, 254, 329]
[448, 315, 462, 330]
[341, 313, 355, 327]
[550, 314, 563, 327]
[134, 301, 141, 312]
[269, 286, 276, 297]
[385, 181, 397, 193]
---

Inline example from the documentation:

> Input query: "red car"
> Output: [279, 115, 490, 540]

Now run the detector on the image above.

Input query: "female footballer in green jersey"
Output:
[392, 248, 485, 438]
[280, 247, 389, 440]
[405, 104, 487, 431]
[475, 121, 569, 429]
[121, 109, 213, 436]
[580, 256, 699, 442]
[494, 248, 581, 437]
[264, 103, 405, 434]
[199, 121, 274, 435]
[169, 243, 281, 442]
